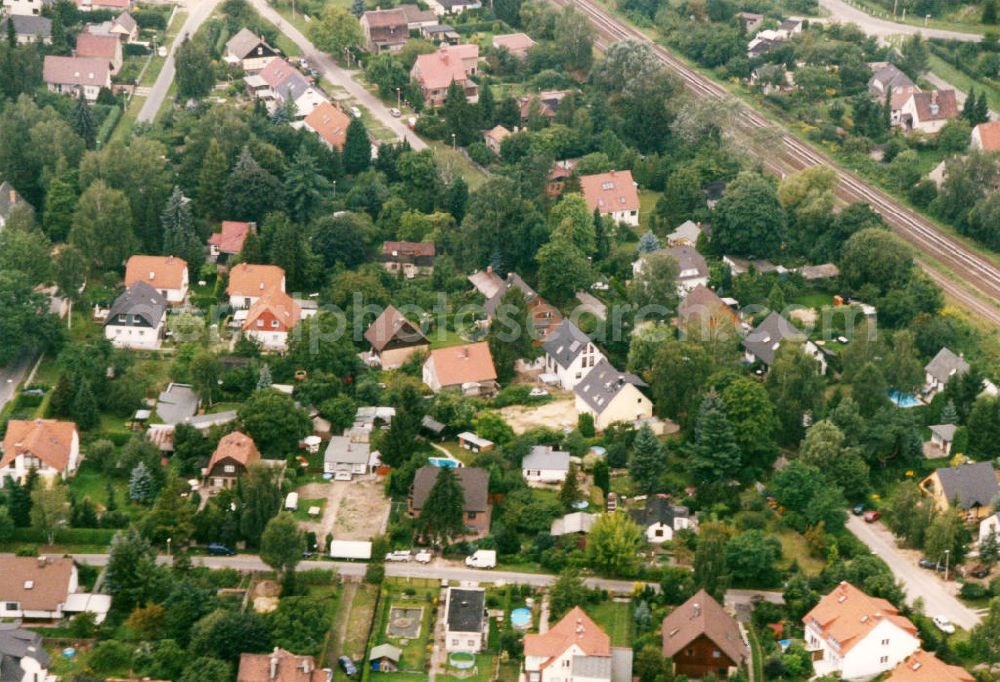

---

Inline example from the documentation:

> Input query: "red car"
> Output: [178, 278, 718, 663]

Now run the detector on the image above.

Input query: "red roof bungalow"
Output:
[43, 55, 110, 102]
[75, 31, 123, 73]
[579, 170, 640, 227]
[208, 221, 253, 262]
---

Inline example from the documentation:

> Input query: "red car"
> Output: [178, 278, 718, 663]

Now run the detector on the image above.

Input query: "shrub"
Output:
[89, 640, 133, 672]
[466, 142, 495, 167]
[959, 581, 989, 600]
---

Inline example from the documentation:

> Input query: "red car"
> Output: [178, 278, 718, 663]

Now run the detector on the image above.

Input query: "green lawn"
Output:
[428, 327, 470, 349]
[343, 584, 379, 661]
[439, 654, 496, 681]
[792, 292, 834, 309]
[428, 141, 488, 191]
[293, 497, 327, 522]
[583, 600, 632, 647]
[776, 528, 824, 575]
[69, 461, 136, 514]
[928, 54, 1000, 114]
[638, 189, 661, 233]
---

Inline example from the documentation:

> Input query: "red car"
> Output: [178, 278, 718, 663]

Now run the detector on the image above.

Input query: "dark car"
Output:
[338, 656, 357, 676]
[852, 504, 865, 516]
[919, 558, 937, 569]
[970, 564, 992, 578]
[207, 543, 236, 556]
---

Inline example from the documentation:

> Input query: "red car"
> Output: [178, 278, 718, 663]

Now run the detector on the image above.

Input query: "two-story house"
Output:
[410, 45, 479, 107]
[573, 360, 653, 432]
[1, 420, 80, 487]
[208, 220, 253, 264]
[124, 255, 189, 304]
[523, 606, 633, 681]
[0, 556, 108, 623]
[323, 436, 371, 479]
[360, 8, 409, 52]
[661, 590, 748, 678]
[541, 319, 604, 391]
[630, 495, 692, 544]
[919, 461, 1000, 521]
[379, 241, 436, 278]
[204, 431, 260, 489]
[242, 287, 308, 352]
[924, 347, 969, 397]
[42, 55, 110, 102]
[742, 312, 828, 375]
[75, 31, 123, 74]
[103, 281, 168, 350]
[227, 263, 286, 309]
[579, 172, 640, 226]
[409, 466, 491, 538]
[224, 28, 278, 72]
[364, 305, 430, 369]
[803, 581, 920, 680]
[444, 587, 487, 653]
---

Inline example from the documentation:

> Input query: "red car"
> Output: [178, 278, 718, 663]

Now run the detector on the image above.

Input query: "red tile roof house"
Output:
[1, 419, 80, 487]
[379, 240, 436, 277]
[42, 55, 110, 102]
[579, 171, 640, 227]
[0, 557, 82, 622]
[900, 89, 959, 135]
[208, 220, 254, 263]
[237, 647, 330, 682]
[124, 255, 189, 304]
[360, 8, 410, 53]
[523, 606, 633, 681]
[303, 101, 352, 150]
[661, 589, 749, 679]
[227, 263, 286, 309]
[803, 581, 920, 680]
[75, 31, 123, 74]
[364, 305, 430, 369]
[971, 120, 1000, 153]
[410, 45, 479, 107]
[422, 342, 498, 397]
[886, 649, 973, 682]
[409, 465, 492, 538]
[242, 288, 303, 352]
[483, 124, 511, 155]
[204, 431, 261, 489]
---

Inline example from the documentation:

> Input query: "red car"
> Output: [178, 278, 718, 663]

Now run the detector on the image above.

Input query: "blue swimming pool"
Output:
[889, 391, 921, 408]
[428, 457, 459, 468]
[511, 607, 531, 630]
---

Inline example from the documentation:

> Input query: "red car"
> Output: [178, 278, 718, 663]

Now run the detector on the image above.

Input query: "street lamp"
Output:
[332, 180, 336, 197]
[167, 537, 172, 556]
[396, 87, 401, 109]
[451, 132, 456, 150]
[925, 13, 930, 25]
[944, 549, 950, 581]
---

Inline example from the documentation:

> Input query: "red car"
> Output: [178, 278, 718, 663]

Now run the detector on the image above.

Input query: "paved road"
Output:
[846, 516, 981, 629]
[64, 553, 643, 592]
[0, 352, 35, 414]
[246, 0, 427, 150]
[137, 0, 224, 123]
[819, 0, 982, 41]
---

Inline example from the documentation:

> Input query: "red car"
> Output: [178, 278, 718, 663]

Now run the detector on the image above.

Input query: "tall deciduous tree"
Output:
[554, 4, 594, 72]
[175, 35, 214, 98]
[308, 4, 363, 57]
[260, 511, 306, 579]
[224, 147, 285, 225]
[765, 343, 825, 446]
[237, 389, 312, 457]
[69, 180, 137, 271]
[587, 512, 643, 577]
[487, 287, 539, 383]
[535, 237, 592, 306]
[711, 171, 786, 258]
[30, 484, 69, 544]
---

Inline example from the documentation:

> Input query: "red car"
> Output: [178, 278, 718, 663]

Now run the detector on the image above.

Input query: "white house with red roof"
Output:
[304, 101, 352, 149]
[42, 55, 110, 102]
[579, 171, 640, 226]
[208, 220, 253, 262]
[422, 342, 498, 396]
[971, 120, 1000, 153]
[0, 419, 80, 486]
[227, 263, 286, 309]
[803, 582, 920, 680]
[243, 288, 315, 351]
[410, 45, 479, 107]
[75, 31, 122, 73]
[124, 255, 189, 303]
[523, 606, 633, 681]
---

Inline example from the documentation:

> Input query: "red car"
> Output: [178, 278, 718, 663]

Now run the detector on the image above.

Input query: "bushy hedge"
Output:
[8, 528, 117, 545]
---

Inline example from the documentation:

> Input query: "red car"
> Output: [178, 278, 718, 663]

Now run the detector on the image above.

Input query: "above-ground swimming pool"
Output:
[889, 391, 921, 408]
[428, 457, 460, 468]
[449, 652, 476, 669]
[511, 607, 531, 630]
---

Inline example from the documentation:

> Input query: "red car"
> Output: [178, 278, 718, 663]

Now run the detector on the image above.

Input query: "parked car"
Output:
[389, 107, 401, 117]
[338, 656, 358, 676]
[852, 504, 865, 516]
[414, 550, 433, 564]
[863, 510, 880, 523]
[919, 558, 937, 570]
[350, 106, 362, 119]
[207, 543, 236, 556]
[529, 387, 549, 397]
[385, 550, 412, 562]
[970, 564, 992, 578]
[932, 615, 956, 634]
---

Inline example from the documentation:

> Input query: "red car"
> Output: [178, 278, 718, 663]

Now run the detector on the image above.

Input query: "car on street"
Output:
[414, 550, 433, 564]
[385, 550, 412, 562]
[863, 510, 880, 523]
[918, 558, 937, 570]
[389, 107, 401, 117]
[932, 615, 956, 634]
[852, 504, 865, 515]
[207, 543, 236, 556]
[338, 656, 358, 676]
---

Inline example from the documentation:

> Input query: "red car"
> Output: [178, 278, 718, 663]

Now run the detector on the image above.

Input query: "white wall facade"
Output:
[522, 467, 567, 484]
[246, 328, 289, 351]
[806, 619, 919, 681]
[3, 0, 45, 15]
[577, 383, 653, 432]
[0, 565, 77, 620]
[544, 343, 604, 391]
[104, 318, 164, 350]
[1, 432, 80, 486]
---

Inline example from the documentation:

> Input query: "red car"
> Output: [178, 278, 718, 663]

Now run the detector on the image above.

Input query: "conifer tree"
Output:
[161, 186, 202, 269]
[637, 230, 660, 253]
[559, 462, 580, 509]
[129, 461, 155, 504]
[630, 425, 665, 494]
[343, 118, 371, 174]
[687, 391, 742, 503]
[71, 94, 96, 149]
[284, 147, 330, 223]
[71, 379, 99, 431]
[417, 467, 465, 545]
[197, 139, 228, 221]
[941, 399, 959, 424]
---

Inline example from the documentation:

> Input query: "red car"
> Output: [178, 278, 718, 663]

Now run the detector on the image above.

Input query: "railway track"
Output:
[561, 0, 1000, 326]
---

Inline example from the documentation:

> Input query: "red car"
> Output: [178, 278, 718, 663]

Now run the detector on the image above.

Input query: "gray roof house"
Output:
[633, 245, 709, 294]
[742, 312, 827, 374]
[323, 435, 371, 477]
[630, 496, 691, 543]
[0, 623, 49, 682]
[574, 361, 647, 414]
[155, 383, 200, 425]
[105, 281, 167, 325]
[573, 359, 653, 430]
[868, 62, 916, 100]
[522, 445, 571, 484]
[922, 462, 1000, 516]
[542, 319, 592, 370]
[445, 587, 487, 653]
[550, 511, 598, 536]
[0, 15, 52, 44]
[925, 347, 970, 395]
[667, 220, 702, 245]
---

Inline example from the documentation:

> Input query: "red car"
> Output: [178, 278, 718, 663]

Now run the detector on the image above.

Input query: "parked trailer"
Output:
[284, 492, 299, 511]
[329, 540, 373, 560]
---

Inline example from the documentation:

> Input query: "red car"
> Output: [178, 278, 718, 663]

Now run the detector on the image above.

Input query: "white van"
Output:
[464, 549, 496, 569]
[284, 492, 299, 511]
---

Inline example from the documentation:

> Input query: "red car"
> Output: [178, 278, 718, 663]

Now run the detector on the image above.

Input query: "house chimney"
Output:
[270, 648, 280, 680]
[692, 603, 701, 618]
[37, 556, 47, 568]
[9, 190, 16, 205]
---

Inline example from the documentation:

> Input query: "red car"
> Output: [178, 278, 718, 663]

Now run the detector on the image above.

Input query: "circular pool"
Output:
[449, 652, 476, 669]
[511, 607, 531, 630]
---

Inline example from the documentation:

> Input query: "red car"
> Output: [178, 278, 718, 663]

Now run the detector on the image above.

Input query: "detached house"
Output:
[224, 28, 277, 72]
[0, 623, 50, 682]
[2, 0, 51, 16]
[243, 288, 308, 351]
[632, 245, 709, 294]
[574, 360, 652, 431]
[676, 284, 737, 341]
[124, 255, 189, 304]
[205, 431, 260, 489]
[364, 305, 429, 369]
[323, 436, 372, 479]
[409, 466, 491, 537]
[42, 55, 110, 102]
[579, 171, 640, 226]
[227, 263, 286, 309]
[103, 281, 168, 350]
[803, 581, 920, 680]
[411, 45, 479, 107]
[471, 269, 562, 339]
[0, 181, 32, 229]
[630, 495, 692, 544]
[541, 319, 604, 391]
[444, 587, 488, 653]
[521, 445, 571, 485]
[75, 31, 123, 74]
[971, 120, 1000, 152]
[237, 648, 330, 682]
[208, 220, 253, 263]
[360, 8, 410, 53]
[523, 606, 633, 682]
[0, 15, 52, 44]
[919, 461, 1000, 521]
[886, 650, 973, 682]
[422, 342, 498, 396]
[1, 419, 80, 487]
[661, 590, 749, 679]
[742, 312, 827, 375]
[379, 240, 435, 278]
[924, 347, 969, 397]
[304, 101, 352, 149]
[0, 556, 109, 623]
[900, 90, 959, 135]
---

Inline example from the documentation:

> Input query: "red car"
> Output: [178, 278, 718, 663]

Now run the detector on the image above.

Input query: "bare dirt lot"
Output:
[295, 477, 390, 541]
[499, 395, 579, 434]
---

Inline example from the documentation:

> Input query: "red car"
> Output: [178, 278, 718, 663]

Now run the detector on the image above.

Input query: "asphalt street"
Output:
[818, 0, 982, 41]
[0, 352, 35, 415]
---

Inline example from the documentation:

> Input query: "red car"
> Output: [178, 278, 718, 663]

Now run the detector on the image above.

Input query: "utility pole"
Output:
[944, 549, 950, 581]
